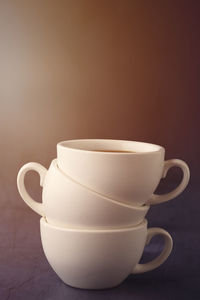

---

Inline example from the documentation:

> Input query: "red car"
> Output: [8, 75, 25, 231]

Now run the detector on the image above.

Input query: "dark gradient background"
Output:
[0, 1, 199, 299]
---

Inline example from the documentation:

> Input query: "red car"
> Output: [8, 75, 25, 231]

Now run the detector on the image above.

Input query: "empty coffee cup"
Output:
[40, 218, 173, 289]
[17, 159, 149, 228]
[57, 139, 190, 206]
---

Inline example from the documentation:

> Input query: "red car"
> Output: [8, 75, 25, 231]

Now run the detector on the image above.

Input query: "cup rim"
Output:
[41, 217, 147, 233]
[57, 139, 164, 155]
[51, 159, 150, 211]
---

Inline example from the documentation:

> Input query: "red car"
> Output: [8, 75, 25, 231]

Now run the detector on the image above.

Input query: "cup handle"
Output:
[147, 159, 190, 205]
[133, 227, 173, 274]
[17, 162, 47, 216]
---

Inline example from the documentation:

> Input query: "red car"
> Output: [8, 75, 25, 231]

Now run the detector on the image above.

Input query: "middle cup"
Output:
[17, 159, 149, 229]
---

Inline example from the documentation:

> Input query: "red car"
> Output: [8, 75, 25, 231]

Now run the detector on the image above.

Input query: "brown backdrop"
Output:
[1, 1, 200, 299]
[0, 0, 199, 209]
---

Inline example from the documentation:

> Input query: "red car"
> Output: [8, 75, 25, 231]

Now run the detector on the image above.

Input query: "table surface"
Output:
[0, 182, 199, 300]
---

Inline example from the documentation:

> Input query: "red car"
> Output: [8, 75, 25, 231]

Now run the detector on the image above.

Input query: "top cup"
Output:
[57, 139, 190, 206]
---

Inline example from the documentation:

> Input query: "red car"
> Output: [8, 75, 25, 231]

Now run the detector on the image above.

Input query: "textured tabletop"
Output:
[0, 182, 199, 300]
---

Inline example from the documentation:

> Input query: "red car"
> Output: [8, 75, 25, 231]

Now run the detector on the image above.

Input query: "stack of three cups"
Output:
[17, 139, 190, 289]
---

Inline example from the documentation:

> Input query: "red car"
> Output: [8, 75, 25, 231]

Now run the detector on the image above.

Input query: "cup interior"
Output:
[58, 139, 163, 154]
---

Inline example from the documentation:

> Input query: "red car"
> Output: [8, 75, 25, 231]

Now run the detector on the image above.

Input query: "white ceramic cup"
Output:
[40, 218, 173, 289]
[57, 139, 190, 206]
[17, 159, 149, 228]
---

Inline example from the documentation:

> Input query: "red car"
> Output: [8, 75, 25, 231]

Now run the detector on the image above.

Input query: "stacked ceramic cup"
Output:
[17, 139, 190, 289]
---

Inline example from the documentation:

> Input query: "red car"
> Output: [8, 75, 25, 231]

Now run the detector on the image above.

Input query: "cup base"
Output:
[55, 273, 126, 290]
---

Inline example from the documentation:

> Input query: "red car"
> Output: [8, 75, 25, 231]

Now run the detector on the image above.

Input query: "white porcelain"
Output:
[17, 159, 149, 228]
[57, 139, 190, 206]
[40, 218, 173, 289]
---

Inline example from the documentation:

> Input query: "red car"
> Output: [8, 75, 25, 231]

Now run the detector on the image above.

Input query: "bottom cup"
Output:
[40, 218, 173, 289]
